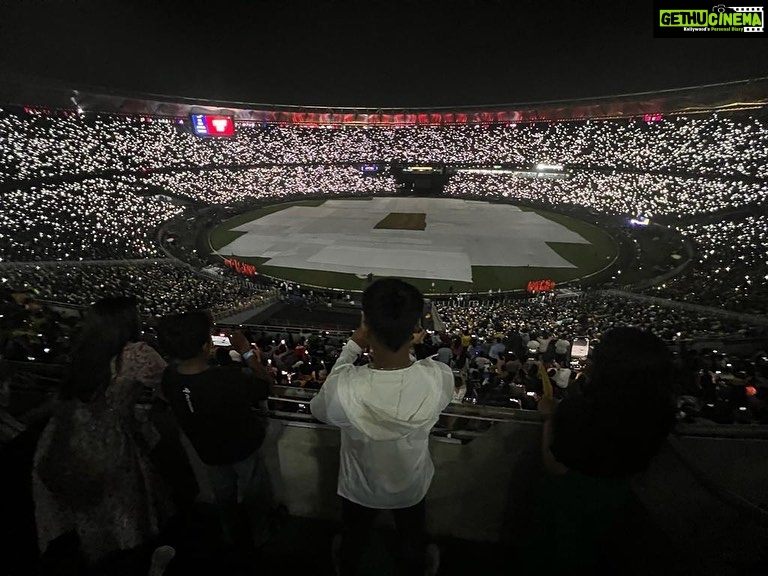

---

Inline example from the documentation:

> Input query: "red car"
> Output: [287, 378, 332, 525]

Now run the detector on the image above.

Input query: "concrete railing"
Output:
[170, 396, 768, 574]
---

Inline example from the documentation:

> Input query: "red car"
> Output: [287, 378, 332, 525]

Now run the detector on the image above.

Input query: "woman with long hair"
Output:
[527, 327, 677, 574]
[32, 296, 172, 566]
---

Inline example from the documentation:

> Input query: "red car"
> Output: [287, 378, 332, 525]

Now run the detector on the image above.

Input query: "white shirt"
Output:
[451, 384, 467, 404]
[310, 339, 454, 509]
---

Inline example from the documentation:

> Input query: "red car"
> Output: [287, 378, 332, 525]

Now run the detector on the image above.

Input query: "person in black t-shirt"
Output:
[158, 310, 274, 561]
[526, 327, 676, 574]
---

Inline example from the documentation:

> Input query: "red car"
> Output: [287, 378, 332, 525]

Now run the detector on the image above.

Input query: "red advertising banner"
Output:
[527, 279, 556, 293]
[190, 114, 235, 136]
[224, 258, 257, 277]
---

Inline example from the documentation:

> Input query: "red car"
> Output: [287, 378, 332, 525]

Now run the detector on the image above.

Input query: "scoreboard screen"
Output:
[190, 114, 235, 137]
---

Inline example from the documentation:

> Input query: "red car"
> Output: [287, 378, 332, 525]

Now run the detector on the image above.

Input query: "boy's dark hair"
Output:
[158, 310, 212, 360]
[362, 278, 424, 353]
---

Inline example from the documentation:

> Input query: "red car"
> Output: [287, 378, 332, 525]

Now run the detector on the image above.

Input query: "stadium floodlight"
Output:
[535, 163, 564, 171]
[458, 168, 516, 175]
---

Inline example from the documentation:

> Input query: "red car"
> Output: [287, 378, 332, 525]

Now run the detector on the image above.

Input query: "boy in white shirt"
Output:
[310, 278, 453, 576]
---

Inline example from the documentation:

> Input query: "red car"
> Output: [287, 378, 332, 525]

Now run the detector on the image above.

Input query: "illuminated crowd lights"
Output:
[645, 215, 768, 314]
[1, 111, 767, 185]
[0, 262, 271, 317]
[0, 177, 183, 261]
[442, 171, 765, 217]
[0, 107, 766, 314]
[436, 293, 757, 344]
[146, 166, 396, 204]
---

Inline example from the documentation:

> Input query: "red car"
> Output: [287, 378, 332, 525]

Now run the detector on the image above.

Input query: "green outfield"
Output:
[208, 198, 618, 293]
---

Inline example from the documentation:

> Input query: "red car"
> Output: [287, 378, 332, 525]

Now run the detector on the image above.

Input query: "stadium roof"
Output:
[2, 75, 767, 125]
[1, 0, 767, 109]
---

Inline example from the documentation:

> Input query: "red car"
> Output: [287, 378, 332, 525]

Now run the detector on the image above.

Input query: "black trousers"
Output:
[340, 496, 427, 576]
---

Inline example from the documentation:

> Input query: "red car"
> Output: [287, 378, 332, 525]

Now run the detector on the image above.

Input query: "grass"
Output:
[373, 212, 427, 230]
[208, 200, 618, 292]
[233, 256, 476, 293]
[518, 206, 618, 270]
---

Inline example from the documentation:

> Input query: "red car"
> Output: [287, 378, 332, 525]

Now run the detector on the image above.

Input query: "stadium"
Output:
[3, 78, 764, 314]
[2, 2, 768, 575]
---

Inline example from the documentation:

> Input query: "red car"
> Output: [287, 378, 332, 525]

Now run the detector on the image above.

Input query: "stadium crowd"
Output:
[443, 170, 765, 217]
[2, 110, 767, 184]
[240, 290, 768, 430]
[1, 99, 767, 576]
[13, 279, 721, 576]
[0, 177, 182, 261]
[644, 214, 768, 314]
[146, 166, 396, 205]
[434, 293, 759, 343]
[1, 261, 273, 317]
[0, 106, 766, 319]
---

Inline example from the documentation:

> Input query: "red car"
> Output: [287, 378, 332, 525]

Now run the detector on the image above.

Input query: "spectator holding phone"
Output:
[528, 327, 676, 574]
[33, 296, 170, 567]
[310, 278, 453, 576]
[158, 311, 274, 568]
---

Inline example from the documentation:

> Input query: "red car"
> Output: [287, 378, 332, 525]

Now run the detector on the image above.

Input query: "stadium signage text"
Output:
[527, 280, 556, 294]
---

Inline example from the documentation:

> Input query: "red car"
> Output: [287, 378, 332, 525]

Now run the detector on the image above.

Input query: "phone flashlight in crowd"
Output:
[570, 336, 590, 359]
[268, 359, 272, 366]
[526, 391, 536, 397]
[211, 335, 232, 347]
[281, 339, 286, 345]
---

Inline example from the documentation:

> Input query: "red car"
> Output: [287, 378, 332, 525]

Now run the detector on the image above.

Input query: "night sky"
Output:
[1, 0, 767, 108]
